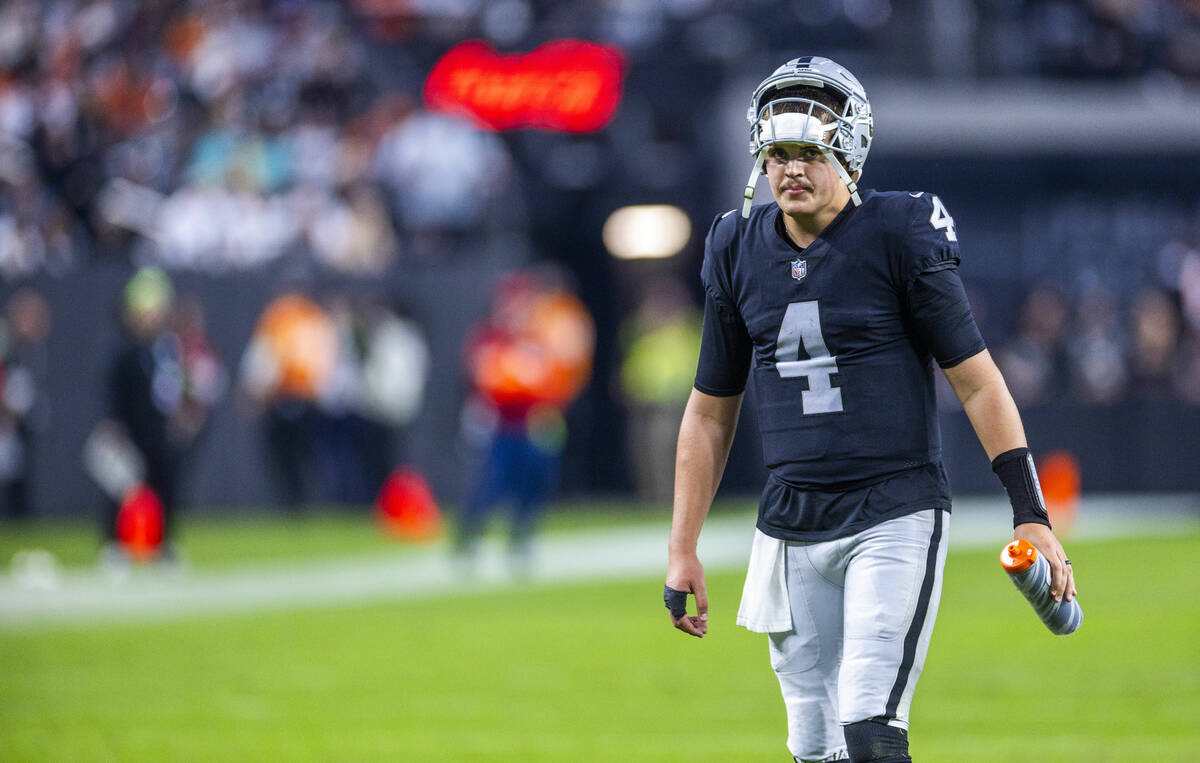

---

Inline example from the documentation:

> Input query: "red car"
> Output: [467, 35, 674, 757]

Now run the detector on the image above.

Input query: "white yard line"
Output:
[1, 495, 1195, 629]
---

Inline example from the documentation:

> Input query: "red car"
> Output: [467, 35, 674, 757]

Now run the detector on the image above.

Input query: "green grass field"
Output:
[1, 520, 1198, 761]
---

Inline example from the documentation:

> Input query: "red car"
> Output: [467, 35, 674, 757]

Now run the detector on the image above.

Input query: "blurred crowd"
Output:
[1007, 0, 1200, 79]
[980, 230, 1200, 408]
[3, 0, 1200, 278]
[0, 0, 518, 279]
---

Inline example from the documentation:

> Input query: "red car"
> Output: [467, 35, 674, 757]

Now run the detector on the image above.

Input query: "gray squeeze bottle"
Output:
[1000, 539, 1082, 636]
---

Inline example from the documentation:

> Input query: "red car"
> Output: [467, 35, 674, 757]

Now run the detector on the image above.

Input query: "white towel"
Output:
[736, 529, 792, 633]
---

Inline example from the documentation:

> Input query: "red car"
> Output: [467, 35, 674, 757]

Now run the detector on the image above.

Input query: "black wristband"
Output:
[991, 447, 1052, 529]
[663, 586, 689, 619]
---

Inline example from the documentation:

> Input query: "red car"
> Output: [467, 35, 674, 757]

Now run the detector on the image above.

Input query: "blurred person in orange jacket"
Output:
[240, 290, 337, 509]
[457, 269, 594, 568]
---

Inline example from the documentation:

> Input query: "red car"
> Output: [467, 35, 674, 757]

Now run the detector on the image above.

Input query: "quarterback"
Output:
[663, 57, 1077, 762]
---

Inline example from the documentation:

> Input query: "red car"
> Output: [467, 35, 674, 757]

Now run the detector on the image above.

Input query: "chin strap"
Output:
[821, 147, 862, 207]
[740, 151, 766, 218]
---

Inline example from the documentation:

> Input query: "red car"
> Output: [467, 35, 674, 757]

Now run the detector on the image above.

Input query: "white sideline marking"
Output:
[0, 496, 1195, 629]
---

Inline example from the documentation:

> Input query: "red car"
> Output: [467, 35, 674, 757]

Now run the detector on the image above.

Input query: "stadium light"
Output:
[602, 205, 692, 260]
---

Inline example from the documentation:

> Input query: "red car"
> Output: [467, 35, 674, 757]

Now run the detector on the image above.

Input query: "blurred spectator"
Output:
[994, 287, 1070, 407]
[372, 110, 514, 259]
[101, 268, 188, 562]
[355, 298, 430, 493]
[1128, 287, 1181, 399]
[315, 293, 430, 505]
[307, 183, 398, 275]
[1180, 246, 1200, 330]
[1173, 326, 1200, 405]
[240, 289, 336, 509]
[1068, 284, 1129, 404]
[0, 288, 51, 518]
[457, 269, 594, 568]
[316, 291, 365, 504]
[171, 291, 226, 441]
[619, 277, 700, 504]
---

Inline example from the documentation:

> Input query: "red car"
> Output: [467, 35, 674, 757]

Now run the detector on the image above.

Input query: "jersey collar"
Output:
[772, 195, 861, 254]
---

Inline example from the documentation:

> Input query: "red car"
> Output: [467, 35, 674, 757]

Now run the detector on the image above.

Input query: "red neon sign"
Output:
[424, 40, 625, 133]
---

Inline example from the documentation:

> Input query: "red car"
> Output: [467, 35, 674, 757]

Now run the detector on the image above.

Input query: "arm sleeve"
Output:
[907, 261, 986, 369]
[694, 290, 752, 396]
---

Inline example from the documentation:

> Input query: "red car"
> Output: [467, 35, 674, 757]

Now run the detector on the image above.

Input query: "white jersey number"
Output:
[929, 195, 957, 242]
[774, 300, 843, 414]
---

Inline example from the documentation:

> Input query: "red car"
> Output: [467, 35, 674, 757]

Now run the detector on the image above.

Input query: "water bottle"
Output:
[1000, 539, 1083, 636]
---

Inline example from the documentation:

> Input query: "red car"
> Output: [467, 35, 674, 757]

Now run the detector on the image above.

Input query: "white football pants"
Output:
[767, 509, 949, 762]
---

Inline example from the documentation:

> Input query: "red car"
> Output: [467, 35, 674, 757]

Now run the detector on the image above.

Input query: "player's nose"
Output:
[784, 159, 806, 177]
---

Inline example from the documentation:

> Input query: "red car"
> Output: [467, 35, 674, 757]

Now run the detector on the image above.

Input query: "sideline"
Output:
[1, 495, 1195, 629]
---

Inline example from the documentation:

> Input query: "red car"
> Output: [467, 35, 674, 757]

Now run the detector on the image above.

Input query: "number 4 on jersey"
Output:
[929, 195, 957, 242]
[774, 301, 843, 414]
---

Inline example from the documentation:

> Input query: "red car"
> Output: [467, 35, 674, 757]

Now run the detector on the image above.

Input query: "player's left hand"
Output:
[1015, 522, 1077, 603]
[665, 554, 709, 638]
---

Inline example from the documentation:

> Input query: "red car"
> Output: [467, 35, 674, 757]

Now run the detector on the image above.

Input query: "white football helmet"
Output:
[740, 56, 874, 216]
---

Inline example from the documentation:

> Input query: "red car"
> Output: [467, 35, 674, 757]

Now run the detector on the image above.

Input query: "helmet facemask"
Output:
[752, 97, 845, 159]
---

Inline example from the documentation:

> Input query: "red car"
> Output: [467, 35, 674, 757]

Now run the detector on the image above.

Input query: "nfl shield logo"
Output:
[791, 259, 807, 280]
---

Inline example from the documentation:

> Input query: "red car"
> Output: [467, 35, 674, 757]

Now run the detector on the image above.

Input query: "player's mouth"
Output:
[782, 186, 811, 197]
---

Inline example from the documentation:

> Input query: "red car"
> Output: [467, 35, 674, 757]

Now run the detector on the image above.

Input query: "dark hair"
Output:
[762, 85, 845, 123]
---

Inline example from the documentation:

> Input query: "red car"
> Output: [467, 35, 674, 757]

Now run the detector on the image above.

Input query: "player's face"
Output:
[764, 143, 849, 219]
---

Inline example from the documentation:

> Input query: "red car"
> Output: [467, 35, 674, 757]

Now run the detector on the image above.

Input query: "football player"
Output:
[663, 57, 1077, 763]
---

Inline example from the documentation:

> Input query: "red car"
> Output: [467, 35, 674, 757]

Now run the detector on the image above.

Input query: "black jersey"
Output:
[695, 190, 985, 541]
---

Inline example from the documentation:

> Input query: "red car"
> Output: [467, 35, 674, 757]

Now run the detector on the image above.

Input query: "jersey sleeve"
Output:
[907, 267, 986, 368]
[695, 211, 752, 395]
[694, 290, 751, 395]
[897, 195, 985, 368]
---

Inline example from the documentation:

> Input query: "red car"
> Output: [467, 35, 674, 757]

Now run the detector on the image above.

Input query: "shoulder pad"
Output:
[706, 208, 741, 253]
[868, 190, 937, 230]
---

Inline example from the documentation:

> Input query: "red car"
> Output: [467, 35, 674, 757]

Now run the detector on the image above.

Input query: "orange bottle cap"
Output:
[1000, 539, 1038, 573]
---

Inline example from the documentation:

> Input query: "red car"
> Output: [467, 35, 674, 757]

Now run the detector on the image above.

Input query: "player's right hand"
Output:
[664, 555, 709, 638]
